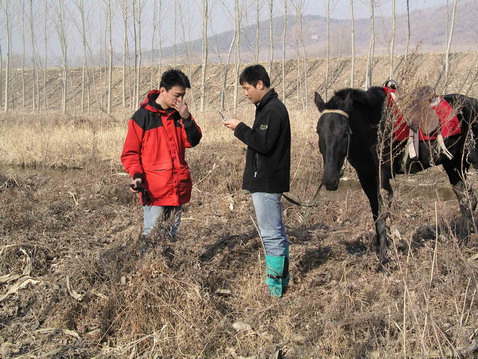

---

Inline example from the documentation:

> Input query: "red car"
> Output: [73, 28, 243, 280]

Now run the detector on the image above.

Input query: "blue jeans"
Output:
[143, 205, 182, 237]
[251, 192, 288, 256]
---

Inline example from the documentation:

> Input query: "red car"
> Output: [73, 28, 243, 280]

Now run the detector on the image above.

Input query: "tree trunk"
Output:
[21, 0, 26, 108]
[200, 0, 208, 113]
[389, 0, 396, 79]
[157, 0, 163, 89]
[444, 0, 458, 93]
[119, 0, 128, 108]
[233, 0, 241, 112]
[325, 0, 330, 100]
[28, 0, 38, 112]
[365, 0, 375, 89]
[405, 0, 411, 61]
[3, 0, 12, 111]
[54, 0, 68, 114]
[282, 0, 287, 101]
[255, 0, 260, 63]
[350, 0, 355, 87]
[268, 0, 274, 75]
[221, 29, 236, 110]
[150, 0, 157, 90]
[106, 0, 113, 114]
[43, 0, 48, 110]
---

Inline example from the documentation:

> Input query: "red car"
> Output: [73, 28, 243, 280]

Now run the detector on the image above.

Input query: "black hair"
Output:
[239, 64, 271, 88]
[160, 69, 191, 90]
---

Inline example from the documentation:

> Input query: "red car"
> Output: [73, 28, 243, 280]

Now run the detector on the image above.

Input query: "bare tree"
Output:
[73, 0, 89, 113]
[156, 0, 164, 89]
[220, 3, 236, 110]
[105, 0, 113, 114]
[53, 0, 68, 114]
[20, 0, 26, 108]
[282, 0, 287, 101]
[118, 0, 130, 108]
[325, 0, 331, 100]
[233, 0, 241, 111]
[2, 0, 12, 111]
[255, 0, 261, 62]
[0, 43, 3, 108]
[200, 0, 208, 113]
[389, 0, 396, 79]
[133, 0, 145, 108]
[405, 0, 411, 61]
[292, 0, 307, 110]
[350, 0, 355, 87]
[444, 0, 458, 92]
[268, 0, 274, 74]
[43, 0, 49, 110]
[150, 0, 158, 90]
[28, 0, 39, 111]
[365, 0, 375, 89]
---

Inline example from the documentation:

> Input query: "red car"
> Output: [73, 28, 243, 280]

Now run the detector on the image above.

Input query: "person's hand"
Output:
[173, 99, 190, 119]
[130, 178, 142, 192]
[223, 118, 241, 130]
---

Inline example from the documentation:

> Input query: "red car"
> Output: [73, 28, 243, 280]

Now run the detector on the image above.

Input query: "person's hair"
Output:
[160, 69, 191, 90]
[239, 64, 270, 88]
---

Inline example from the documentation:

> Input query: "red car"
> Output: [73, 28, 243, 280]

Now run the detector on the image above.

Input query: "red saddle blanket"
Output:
[384, 87, 461, 141]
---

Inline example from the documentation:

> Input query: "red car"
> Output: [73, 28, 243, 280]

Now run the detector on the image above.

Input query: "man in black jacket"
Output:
[223, 64, 291, 297]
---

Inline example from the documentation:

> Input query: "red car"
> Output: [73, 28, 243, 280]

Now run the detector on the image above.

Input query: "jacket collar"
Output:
[140, 90, 175, 115]
[256, 88, 277, 110]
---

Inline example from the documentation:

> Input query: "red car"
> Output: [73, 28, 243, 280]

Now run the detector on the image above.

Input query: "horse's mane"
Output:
[331, 86, 386, 109]
[326, 86, 386, 123]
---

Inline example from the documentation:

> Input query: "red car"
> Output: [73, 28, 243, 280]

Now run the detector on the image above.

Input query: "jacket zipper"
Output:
[254, 153, 258, 177]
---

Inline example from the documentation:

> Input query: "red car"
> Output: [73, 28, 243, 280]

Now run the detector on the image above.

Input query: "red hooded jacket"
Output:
[121, 90, 202, 206]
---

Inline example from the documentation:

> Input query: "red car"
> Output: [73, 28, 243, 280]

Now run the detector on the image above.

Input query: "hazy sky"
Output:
[1, 0, 454, 65]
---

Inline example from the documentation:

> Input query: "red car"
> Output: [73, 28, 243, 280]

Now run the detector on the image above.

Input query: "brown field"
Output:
[1, 53, 478, 358]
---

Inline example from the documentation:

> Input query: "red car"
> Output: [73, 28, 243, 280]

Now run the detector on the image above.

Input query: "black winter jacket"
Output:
[234, 89, 291, 193]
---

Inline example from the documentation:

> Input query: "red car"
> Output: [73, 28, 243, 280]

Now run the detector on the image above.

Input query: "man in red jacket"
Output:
[121, 69, 202, 238]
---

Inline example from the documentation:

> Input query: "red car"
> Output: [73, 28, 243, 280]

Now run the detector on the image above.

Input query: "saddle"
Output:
[385, 86, 461, 160]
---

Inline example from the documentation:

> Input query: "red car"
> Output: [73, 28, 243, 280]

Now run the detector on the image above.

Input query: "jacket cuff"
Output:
[182, 115, 193, 127]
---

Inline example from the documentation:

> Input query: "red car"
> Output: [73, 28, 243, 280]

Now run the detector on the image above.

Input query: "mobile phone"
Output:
[218, 110, 227, 122]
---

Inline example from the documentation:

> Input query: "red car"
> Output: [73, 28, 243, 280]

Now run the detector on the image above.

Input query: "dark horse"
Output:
[314, 86, 478, 266]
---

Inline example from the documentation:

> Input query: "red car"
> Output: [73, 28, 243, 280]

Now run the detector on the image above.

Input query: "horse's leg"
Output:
[443, 163, 477, 239]
[355, 166, 389, 267]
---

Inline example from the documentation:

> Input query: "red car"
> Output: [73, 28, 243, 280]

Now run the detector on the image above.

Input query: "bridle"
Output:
[319, 109, 353, 167]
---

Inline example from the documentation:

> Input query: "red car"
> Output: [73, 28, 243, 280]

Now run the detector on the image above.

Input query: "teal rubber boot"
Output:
[282, 247, 290, 293]
[265, 255, 286, 297]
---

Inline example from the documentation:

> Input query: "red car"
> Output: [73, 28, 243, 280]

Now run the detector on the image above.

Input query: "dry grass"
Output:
[1, 53, 478, 358]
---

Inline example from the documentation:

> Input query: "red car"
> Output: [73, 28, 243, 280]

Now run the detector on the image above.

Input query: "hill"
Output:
[151, 0, 478, 64]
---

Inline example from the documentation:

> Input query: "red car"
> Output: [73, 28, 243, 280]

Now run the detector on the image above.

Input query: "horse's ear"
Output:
[343, 92, 354, 112]
[314, 92, 325, 112]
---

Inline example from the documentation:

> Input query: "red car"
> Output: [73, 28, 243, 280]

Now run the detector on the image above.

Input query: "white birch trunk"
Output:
[200, 0, 208, 113]
[365, 0, 375, 89]
[444, 0, 458, 92]
[268, 0, 274, 75]
[233, 0, 241, 112]
[350, 0, 355, 87]
[389, 0, 396, 79]
[106, 0, 113, 114]
[282, 0, 287, 101]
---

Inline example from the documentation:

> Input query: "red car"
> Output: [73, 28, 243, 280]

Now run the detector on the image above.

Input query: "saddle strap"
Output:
[437, 134, 453, 160]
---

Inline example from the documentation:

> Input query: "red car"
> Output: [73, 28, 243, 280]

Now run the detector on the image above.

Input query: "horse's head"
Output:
[314, 91, 353, 191]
